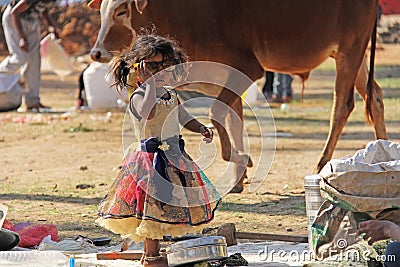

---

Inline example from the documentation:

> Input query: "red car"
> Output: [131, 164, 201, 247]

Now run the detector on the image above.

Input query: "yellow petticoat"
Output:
[96, 217, 204, 242]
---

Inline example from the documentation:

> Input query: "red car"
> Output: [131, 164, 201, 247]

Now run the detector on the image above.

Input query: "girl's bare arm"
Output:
[178, 99, 213, 142]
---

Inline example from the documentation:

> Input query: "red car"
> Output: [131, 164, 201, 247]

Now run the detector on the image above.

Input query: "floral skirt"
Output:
[97, 136, 221, 241]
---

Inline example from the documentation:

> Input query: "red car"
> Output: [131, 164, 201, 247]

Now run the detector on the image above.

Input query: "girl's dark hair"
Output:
[112, 34, 189, 91]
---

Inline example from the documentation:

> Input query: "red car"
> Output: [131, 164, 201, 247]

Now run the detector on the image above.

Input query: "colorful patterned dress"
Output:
[96, 89, 220, 241]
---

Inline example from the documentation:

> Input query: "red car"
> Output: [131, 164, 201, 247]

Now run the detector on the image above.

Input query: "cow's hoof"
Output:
[246, 155, 253, 168]
[232, 150, 253, 168]
[229, 184, 243, 194]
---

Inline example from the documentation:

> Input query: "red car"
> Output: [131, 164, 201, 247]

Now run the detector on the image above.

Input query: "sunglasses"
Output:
[133, 61, 176, 73]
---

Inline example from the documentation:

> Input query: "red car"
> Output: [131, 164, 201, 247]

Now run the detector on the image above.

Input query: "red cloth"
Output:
[2, 219, 14, 231]
[14, 223, 58, 248]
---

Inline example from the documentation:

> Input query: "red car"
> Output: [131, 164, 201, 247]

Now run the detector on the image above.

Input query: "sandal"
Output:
[141, 249, 166, 264]
[75, 235, 111, 246]
[143, 255, 168, 267]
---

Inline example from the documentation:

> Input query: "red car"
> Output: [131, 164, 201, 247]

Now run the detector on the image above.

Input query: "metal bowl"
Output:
[166, 236, 227, 267]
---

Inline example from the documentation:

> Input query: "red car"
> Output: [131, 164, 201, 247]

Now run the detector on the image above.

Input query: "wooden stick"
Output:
[96, 250, 143, 260]
[235, 232, 308, 243]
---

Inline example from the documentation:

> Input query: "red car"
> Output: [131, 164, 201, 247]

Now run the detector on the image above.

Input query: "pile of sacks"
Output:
[311, 140, 400, 258]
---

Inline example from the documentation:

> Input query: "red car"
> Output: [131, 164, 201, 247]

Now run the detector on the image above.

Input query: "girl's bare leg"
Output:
[143, 238, 168, 267]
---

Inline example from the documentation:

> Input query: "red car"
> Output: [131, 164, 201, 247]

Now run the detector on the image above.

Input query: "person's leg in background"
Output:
[77, 65, 90, 108]
[0, 9, 45, 109]
[272, 72, 283, 103]
[20, 19, 43, 109]
[281, 74, 293, 103]
[262, 71, 274, 101]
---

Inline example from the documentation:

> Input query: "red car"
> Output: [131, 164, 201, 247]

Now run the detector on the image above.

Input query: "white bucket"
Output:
[304, 174, 324, 251]
[83, 62, 120, 109]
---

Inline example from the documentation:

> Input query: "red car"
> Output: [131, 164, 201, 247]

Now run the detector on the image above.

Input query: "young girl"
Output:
[96, 35, 220, 267]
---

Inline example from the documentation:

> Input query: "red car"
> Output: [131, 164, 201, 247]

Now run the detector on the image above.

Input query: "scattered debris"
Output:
[79, 165, 88, 171]
[66, 124, 93, 133]
[75, 236, 111, 247]
[75, 184, 95, 189]
[0, 112, 74, 124]
[379, 22, 400, 44]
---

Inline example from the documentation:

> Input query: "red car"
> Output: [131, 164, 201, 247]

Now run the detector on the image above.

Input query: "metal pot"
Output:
[166, 236, 227, 267]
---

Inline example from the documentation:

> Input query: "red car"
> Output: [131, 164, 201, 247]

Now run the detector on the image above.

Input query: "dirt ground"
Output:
[0, 44, 399, 246]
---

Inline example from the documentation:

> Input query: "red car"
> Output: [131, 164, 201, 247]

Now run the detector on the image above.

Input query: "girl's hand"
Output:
[200, 126, 213, 143]
[135, 61, 154, 85]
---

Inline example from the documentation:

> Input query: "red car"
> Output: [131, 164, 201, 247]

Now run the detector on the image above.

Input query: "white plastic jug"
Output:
[304, 174, 324, 251]
[83, 62, 121, 109]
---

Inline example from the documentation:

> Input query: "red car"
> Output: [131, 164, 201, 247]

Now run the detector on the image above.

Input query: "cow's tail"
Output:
[365, 17, 378, 124]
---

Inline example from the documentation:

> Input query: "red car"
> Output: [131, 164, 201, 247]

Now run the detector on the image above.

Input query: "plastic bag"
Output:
[14, 223, 58, 248]
[0, 73, 23, 112]
[40, 33, 74, 79]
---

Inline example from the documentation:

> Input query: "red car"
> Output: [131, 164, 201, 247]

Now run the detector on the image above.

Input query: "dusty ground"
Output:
[0, 44, 399, 246]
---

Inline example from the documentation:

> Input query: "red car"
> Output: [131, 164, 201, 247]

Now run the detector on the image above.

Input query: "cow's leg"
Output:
[315, 56, 360, 172]
[227, 97, 254, 193]
[228, 97, 251, 164]
[210, 84, 251, 193]
[211, 89, 250, 166]
[354, 55, 387, 140]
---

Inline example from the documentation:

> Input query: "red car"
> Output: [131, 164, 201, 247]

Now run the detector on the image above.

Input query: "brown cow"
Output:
[88, 0, 387, 193]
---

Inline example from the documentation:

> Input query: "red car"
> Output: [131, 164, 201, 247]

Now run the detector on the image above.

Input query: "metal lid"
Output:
[166, 236, 227, 253]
